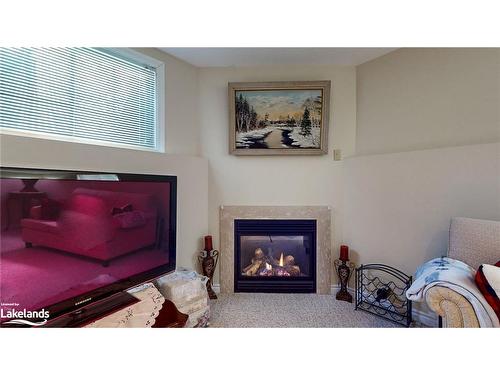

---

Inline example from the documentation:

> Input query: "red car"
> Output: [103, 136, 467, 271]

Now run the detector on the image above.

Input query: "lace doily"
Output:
[85, 283, 165, 328]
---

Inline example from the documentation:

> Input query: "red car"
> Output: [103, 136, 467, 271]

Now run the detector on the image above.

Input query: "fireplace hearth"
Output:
[234, 219, 316, 293]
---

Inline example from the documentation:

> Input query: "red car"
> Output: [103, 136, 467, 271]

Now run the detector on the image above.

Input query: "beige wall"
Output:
[343, 142, 500, 275]
[198, 65, 357, 282]
[347, 48, 500, 298]
[343, 141, 500, 322]
[0, 48, 208, 271]
[356, 48, 500, 155]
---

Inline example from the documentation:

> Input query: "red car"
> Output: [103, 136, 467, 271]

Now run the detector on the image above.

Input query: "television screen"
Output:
[0, 167, 176, 324]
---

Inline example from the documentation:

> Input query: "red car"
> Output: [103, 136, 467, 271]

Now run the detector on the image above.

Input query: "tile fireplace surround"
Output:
[220, 206, 332, 294]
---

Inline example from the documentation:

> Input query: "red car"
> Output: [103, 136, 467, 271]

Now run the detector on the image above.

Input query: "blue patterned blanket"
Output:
[406, 257, 499, 327]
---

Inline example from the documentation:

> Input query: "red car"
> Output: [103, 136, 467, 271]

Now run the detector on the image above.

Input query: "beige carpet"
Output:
[209, 293, 401, 328]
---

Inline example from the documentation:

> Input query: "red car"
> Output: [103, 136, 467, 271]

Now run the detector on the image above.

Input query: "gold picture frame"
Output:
[228, 80, 330, 155]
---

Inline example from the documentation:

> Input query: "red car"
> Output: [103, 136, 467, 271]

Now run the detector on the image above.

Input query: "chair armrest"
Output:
[425, 286, 480, 328]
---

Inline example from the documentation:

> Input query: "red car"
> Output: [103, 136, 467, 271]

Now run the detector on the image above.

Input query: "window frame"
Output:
[0, 48, 166, 153]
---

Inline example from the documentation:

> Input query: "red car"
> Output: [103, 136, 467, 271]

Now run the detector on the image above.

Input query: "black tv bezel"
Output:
[0, 166, 177, 325]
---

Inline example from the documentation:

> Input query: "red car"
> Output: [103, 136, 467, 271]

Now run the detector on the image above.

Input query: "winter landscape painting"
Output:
[229, 81, 330, 155]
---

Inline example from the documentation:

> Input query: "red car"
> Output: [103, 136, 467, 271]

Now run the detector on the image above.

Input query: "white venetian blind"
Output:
[0, 48, 158, 150]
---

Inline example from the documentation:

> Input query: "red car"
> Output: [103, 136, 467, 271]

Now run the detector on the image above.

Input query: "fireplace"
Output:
[234, 219, 316, 293]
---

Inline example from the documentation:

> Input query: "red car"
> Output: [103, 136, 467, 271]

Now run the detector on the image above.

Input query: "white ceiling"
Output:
[160, 48, 397, 67]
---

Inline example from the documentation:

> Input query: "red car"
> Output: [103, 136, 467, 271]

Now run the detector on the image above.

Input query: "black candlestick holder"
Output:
[334, 259, 355, 303]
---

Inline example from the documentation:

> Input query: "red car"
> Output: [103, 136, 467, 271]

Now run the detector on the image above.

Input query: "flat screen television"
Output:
[0, 167, 176, 326]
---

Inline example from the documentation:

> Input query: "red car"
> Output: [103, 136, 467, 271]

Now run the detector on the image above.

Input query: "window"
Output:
[0, 48, 164, 152]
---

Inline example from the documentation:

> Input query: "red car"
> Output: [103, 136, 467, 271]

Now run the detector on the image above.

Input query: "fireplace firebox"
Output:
[234, 219, 316, 293]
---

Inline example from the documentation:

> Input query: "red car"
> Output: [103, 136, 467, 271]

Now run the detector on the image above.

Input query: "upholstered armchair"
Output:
[424, 217, 499, 328]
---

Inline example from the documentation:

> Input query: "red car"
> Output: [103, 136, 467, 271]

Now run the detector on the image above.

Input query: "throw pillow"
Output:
[475, 263, 500, 320]
[113, 210, 146, 229]
[111, 203, 133, 216]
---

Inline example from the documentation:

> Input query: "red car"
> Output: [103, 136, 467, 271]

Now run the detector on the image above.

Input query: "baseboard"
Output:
[330, 285, 355, 295]
[214, 283, 437, 327]
[411, 308, 438, 327]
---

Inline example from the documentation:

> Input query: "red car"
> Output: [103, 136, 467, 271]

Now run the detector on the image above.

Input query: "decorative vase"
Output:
[334, 245, 355, 303]
[198, 235, 219, 300]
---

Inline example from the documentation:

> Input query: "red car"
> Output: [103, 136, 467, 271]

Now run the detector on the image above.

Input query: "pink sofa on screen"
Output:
[21, 188, 158, 266]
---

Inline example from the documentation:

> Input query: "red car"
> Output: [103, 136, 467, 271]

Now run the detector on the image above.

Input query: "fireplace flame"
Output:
[279, 252, 284, 267]
[265, 262, 272, 271]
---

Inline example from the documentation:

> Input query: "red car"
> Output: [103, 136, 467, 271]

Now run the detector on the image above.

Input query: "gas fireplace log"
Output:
[242, 248, 266, 275]
[244, 260, 263, 276]
[285, 265, 301, 276]
[242, 249, 302, 277]
[284, 255, 295, 266]
[242, 262, 256, 274]
[253, 248, 265, 260]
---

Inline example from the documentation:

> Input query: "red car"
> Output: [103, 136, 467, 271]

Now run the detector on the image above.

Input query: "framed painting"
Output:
[228, 81, 330, 155]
